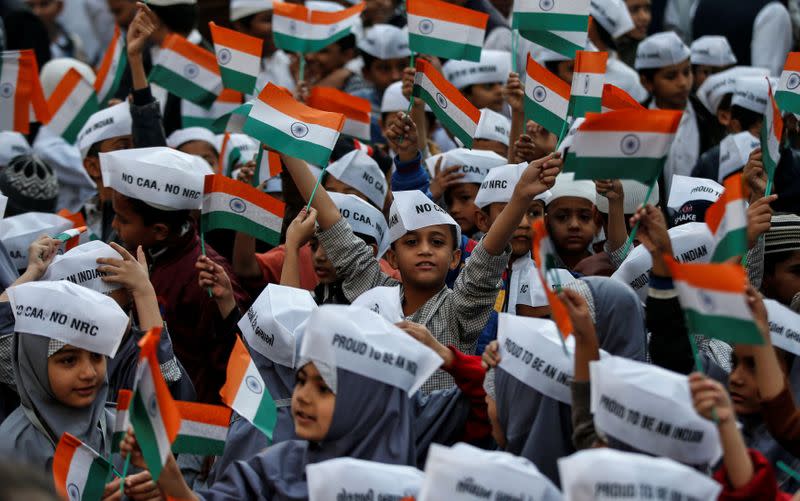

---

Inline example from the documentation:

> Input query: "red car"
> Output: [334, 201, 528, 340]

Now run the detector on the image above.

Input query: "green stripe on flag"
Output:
[561, 151, 578, 172]
[760, 121, 778, 180]
[82, 458, 113, 501]
[524, 97, 568, 137]
[220, 67, 256, 95]
[63, 97, 100, 144]
[512, 12, 588, 31]
[171, 434, 226, 456]
[711, 228, 747, 263]
[519, 30, 583, 58]
[242, 117, 334, 166]
[129, 392, 166, 480]
[571, 157, 665, 183]
[201, 211, 281, 245]
[683, 309, 764, 345]
[408, 34, 481, 62]
[274, 28, 354, 54]
[412, 85, 474, 148]
[568, 95, 601, 119]
[182, 116, 221, 132]
[148, 66, 218, 109]
[252, 390, 278, 440]
[775, 90, 800, 115]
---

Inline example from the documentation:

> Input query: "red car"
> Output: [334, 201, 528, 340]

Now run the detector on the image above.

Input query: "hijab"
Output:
[0, 333, 111, 472]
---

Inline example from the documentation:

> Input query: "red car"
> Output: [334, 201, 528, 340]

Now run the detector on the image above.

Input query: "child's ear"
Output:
[449, 248, 462, 271]
[639, 74, 654, 94]
[385, 247, 399, 269]
[474, 208, 491, 233]
[152, 223, 171, 243]
[717, 108, 732, 128]
[368, 242, 379, 258]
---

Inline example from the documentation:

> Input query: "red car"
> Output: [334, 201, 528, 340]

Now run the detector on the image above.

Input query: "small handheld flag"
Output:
[45, 69, 99, 144]
[532, 219, 573, 343]
[182, 89, 244, 132]
[601, 84, 644, 113]
[53, 226, 88, 251]
[306, 87, 371, 143]
[512, 0, 589, 58]
[761, 79, 783, 195]
[202, 174, 285, 245]
[272, 1, 365, 54]
[775, 52, 800, 114]
[0, 50, 49, 133]
[149, 34, 223, 109]
[209, 22, 262, 94]
[568, 51, 607, 119]
[53, 433, 114, 501]
[705, 173, 748, 263]
[112, 389, 132, 453]
[172, 401, 231, 456]
[94, 26, 128, 105]
[253, 145, 283, 186]
[407, 0, 488, 62]
[524, 54, 570, 136]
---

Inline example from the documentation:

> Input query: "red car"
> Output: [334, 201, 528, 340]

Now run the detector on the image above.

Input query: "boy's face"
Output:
[546, 197, 597, 255]
[111, 191, 162, 251]
[764, 251, 800, 305]
[306, 44, 352, 78]
[625, 0, 651, 40]
[363, 57, 406, 93]
[292, 362, 335, 442]
[444, 183, 480, 236]
[323, 176, 372, 205]
[107, 0, 137, 28]
[48, 345, 106, 408]
[178, 140, 218, 171]
[642, 59, 693, 110]
[466, 83, 504, 113]
[389, 225, 460, 291]
[309, 237, 338, 284]
[26, 0, 61, 26]
[692, 64, 715, 91]
[473, 138, 509, 158]
[234, 11, 275, 55]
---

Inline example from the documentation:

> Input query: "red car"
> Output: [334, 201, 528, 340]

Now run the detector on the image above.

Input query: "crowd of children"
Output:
[1, 0, 800, 499]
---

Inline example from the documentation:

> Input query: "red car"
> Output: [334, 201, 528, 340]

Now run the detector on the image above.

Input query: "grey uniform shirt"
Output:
[317, 217, 510, 393]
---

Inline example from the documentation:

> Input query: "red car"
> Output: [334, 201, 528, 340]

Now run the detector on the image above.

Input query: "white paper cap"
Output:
[690, 36, 737, 67]
[325, 149, 387, 209]
[40, 58, 95, 99]
[732, 76, 770, 115]
[358, 24, 410, 60]
[147, 0, 196, 6]
[351, 286, 403, 323]
[100, 147, 206, 210]
[7, 280, 129, 357]
[634, 31, 690, 70]
[443, 50, 511, 90]
[474, 162, 525, 208]
[695, 66, 770, 115]
[76, 102, 133, 159]
[475, 108, 511, 146]
[0, 212, 72, 269]
[0, 132, 31, 166]
[387, 190, 461, 245]
[590, 0, 635, 38]
[547, 172, 597, 206]
[230, 0, 273, 21]
[380, 81, 431, 113]
[167, 127, 218, 150]
[307, 458, 424, 501]
[426, 148, 507, 186]
[41, 240, 124, 294]
[596, 180, 660, 214]
[329, 192, 389, 257]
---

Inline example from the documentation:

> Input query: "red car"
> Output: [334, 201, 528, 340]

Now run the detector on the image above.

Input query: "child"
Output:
[472, 108, 512, 159]
[322, 149, 387, 209]
[167, 127, 220, 171]
[283, 148, 559, 393]
[25, 0, 87, 61]
[101, 146, 248, 404]
[380, 80, 438, 155]
[351, 24, 410, 113]
[689, 35, 737, 91]
[442, 50, 510, 115]
[763, 214, 800, 308]
[615, 0, 652, 67]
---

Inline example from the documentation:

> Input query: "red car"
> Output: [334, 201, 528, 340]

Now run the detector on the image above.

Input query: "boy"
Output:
[689, 35, 737, 91]
[166, 127, 219, 171]
[762, 214, 800, 308]
[443, 50, 510, 115]
[100, 146, 247, 404]
[616, 0, 652, 67]
[283, 151, 560, 392]
[351, 24, 410, 113]
[323, 149, 387, 209]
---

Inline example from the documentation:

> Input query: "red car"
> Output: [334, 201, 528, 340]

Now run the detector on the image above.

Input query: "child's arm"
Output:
[503, 72, 525, 163]
[690, 373, 753, 488]
[280, 153, 341, 230]
[97, 243, 162, 330]
[0, 235, 59, 301]
[280, 208, 317, 288]
[595, 179, 628, 268]
[386, 113, 432, 196]
[402, 67, 429, 157]
[196, 255, 237, 319]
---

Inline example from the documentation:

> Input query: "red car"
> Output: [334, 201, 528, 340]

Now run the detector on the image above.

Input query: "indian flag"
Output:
[94, 26, 127, 105]
[0, 50, 36, 133]
[46, 68, 99, 144]
[407, 0, 488, 62]
[568, 51, 607, 119]
[54, 226, 87, 251]
[307, 86, 371, 142]
[253, 145, 282, 186]
[172, 401, 231, 456]
[524, 53, 569, 136]
[182, 89, 243, 132]
[202, 174, 285, 245]
[601, 84, 644, 113]
[413, 58, 481, 148]
[111, 389, 132, 453]
[666, 259, 764, 345]
[705, 173, 747, 263]
[243, 82, 345, 166]
[512, 0, 590, 31]
[213, 100, 253, 133]
[532, 218, 573, 338]
[217, 132, 242, 176]
[53, 433, 113, 501]
[571, 109, 682, 182]
[129, 327, 180, 481]
[775, 52, 800, 114]
[762, 79, 783, 193]
[220, 336, 278, 440]
[150, 34, 223, 109]
[521, 29, 587, 59]
[28, 51, 50, 126]
[210, 22, 262, 95]
[273, 1, 365, 54]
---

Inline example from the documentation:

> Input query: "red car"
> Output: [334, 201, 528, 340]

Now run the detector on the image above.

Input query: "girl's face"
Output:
[292, 362, 336, 442]
[48, 346, 106, 408]
[466, 83, 505, 113]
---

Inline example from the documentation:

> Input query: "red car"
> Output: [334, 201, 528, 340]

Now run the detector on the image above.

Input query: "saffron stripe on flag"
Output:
[407, 0, 487, 62]
[210, 22, 262, 94]
[45, 68, 99, 144]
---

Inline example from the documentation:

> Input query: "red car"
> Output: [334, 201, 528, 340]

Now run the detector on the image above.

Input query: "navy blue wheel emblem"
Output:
[290, 122, 309, 138]
[620, 134, 640, 156]
[217, 48, 232, 65]
[246, 375, 263, 394]
[533, 85, 547, 102]
[183, 63, 199, 79]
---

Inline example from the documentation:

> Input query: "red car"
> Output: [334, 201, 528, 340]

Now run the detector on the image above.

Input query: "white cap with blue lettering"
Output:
[325, 149, 387, 209]
[41, 241, 124, 294]
[329, 192, 389, 257]
[387, 190, 461, 245]
[690, 36, 737, 67]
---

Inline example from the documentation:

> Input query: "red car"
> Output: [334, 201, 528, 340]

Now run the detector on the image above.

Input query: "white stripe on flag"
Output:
[0, 58, 20, 131]
[341, 119, 370, 141]
[407, 13, 483, 47]
[525, 79, 569, 117]
[231, 359, 264, 421]
[714, 199, 747, 237]
[216, 45, 261, 76]
[514, 1, 588, 14]
[178, 420, 228, 442]
[157, 48, 220, 92]
[416, 71, 478, 136]
[248, 99, 339, 150]
[66, 446, 96, 497]
[97, 41, 124, 102]
[574, 131, 674, 158]
[203, 191, 283, 230]
[136, 359, 172, 465]
[571, 71, 604, 98]
[49, 82, 95, 133]
[672, 281, 753, 321]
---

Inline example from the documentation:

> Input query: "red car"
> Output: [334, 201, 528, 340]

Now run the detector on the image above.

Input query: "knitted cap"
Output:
[0, 155, 59, 216]
[765, 214, 800, 255]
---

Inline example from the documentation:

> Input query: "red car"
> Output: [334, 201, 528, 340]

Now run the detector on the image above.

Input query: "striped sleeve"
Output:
[746, 236, 765, 290]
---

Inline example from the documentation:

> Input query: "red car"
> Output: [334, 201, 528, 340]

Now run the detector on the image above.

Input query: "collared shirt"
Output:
[316, 217, 511, 393]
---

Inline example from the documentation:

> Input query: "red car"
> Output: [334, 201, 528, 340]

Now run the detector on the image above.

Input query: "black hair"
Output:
[126, 196, 192, 235]
[731, 105, 763, 132]
[86, 142, 101, 158]
[638, 67, 658, 83]
[764, 250, 797, 277]
[544, 60, 561, 75]
[594, 22, 617, 51]
[353, 232, 377, 248]
[149, 4, 197, 36]
[333, 33, 356, 52]
[718, 93, 733, 112]
[360, 51, 378, 71]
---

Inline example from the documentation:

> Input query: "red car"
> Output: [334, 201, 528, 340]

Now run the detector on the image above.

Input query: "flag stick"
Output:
[555, 119, 569, 150]
[199, 226, 213, 298]
[407, 52, 416, 113]
[119, 455, 131, 493]
[620, 175, 658, 257]
[778, 461, 800, 483]
[765, 177, 773, 197]
[511, 30, 518, 74]
[306, 167, 327, 211]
